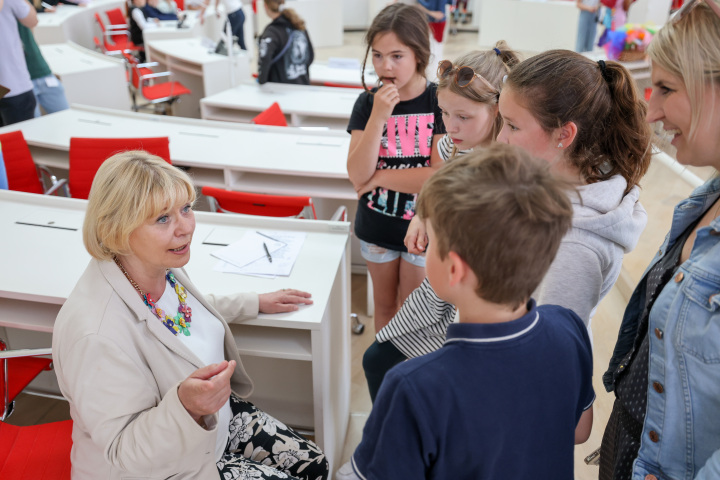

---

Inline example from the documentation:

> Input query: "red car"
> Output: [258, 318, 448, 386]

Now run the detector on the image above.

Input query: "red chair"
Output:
[68, 137, 171, 199]
[122, 52, 192, 114]
[94, 10, 141, 56]
[202, 186, 317, 219]
[252, 102, 288, 127]
[0, 131, 67, 195]
[0, 339, 53, 421]
[0, 343, 72, 479]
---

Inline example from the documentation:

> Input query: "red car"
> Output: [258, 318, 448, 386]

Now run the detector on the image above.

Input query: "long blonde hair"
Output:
[438, 41, 520, 142]
[648, 3, 720, 139]
[264, 0, 306, 30]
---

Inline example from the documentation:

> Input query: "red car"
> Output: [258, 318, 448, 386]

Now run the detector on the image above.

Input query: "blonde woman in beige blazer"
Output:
[52, 151, 329, 480]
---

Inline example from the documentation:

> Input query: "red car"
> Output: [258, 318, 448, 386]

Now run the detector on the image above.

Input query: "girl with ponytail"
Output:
[257, 0, 313, 84]
[496, 49, 652, 334]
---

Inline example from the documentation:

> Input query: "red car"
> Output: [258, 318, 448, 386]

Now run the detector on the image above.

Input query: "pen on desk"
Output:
[263, 242, 273, 263]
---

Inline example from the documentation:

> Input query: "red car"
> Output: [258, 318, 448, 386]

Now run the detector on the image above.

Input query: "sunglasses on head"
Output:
[437, 60, 498, 94]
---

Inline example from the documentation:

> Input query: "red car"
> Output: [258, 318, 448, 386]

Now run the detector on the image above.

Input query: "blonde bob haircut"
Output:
[648, 2, 720, 140]
[83, 151, 196, 261]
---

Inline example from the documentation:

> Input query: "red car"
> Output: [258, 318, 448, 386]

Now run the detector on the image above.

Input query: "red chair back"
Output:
[0, 420, 73, 479]
[252, 102, 288, 127]
[201, 186, 316, 219]
[0, 131, 44, 194]
[105, 8, 128, 30]
[175, 0, 184, 10]
[68, 137, 171, 199]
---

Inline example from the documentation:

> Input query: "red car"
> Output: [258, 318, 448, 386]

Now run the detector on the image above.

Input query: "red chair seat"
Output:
[5, 358, 53, 405]
[0, 420, 73, 479]
[143, 82, 192, 101]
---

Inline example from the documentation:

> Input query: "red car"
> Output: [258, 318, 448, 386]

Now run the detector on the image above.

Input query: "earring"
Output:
[557, 142, 563, 148]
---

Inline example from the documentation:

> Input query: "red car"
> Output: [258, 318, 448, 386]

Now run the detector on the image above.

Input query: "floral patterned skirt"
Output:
[216, 394, 329, 480]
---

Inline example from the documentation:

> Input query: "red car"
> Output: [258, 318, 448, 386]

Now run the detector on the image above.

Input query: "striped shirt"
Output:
[375, 135, 471, 358]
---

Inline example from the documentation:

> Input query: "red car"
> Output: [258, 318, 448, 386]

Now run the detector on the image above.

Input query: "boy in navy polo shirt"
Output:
[339, 144, 595, 479]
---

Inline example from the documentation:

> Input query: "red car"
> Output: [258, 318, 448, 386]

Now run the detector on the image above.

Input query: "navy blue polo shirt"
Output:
[352, 301, 594, 480]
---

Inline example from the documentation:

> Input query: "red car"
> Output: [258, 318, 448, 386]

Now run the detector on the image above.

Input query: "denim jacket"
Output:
[603, 176, 720, 480]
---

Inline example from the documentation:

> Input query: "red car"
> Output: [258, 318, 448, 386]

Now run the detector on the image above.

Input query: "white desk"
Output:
[146, 38, 253, 118]
[39, 42, 131, 111]
[0, 105, 364, 266]
[255, 0, 343, 48]
[142, 13, 202, 44]
[35, 0, 124, 49]
[0, 105, 354, 201]
[309, 62, 377, 88]
[0, 189, 351, 473]
[200, 82, 359, 128]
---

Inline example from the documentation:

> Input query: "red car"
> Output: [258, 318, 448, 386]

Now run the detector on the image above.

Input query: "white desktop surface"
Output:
[35, 0, 125, 49]
[309, 62, 378, 88]
[146, 38, 254, 117]
[0, 189, 351, 473]
[147, 37, 238, 66]
[39, 42, 131, 111]
[200, 82, 360, 127]
[0, 105, 353, 199]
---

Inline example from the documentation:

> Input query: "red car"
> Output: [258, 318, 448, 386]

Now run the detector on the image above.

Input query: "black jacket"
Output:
[257, 14, 314, 85]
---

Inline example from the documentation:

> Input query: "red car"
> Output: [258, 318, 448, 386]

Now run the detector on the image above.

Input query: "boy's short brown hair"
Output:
[416, 144, 574, 309]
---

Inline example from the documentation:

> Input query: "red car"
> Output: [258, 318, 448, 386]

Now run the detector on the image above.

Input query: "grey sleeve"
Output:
[534, 240, 603, 327]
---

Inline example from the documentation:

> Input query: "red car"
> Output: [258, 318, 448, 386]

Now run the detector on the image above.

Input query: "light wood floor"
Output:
[8, 30, 713, 480]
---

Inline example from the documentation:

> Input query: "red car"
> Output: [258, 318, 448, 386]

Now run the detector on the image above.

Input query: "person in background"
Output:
[17, 15, 70, 117]
[0, 146, 8, 190]
[576, 0, 600, 52]
[600, 2, 720, 478]
[257, 0, 313, 85]
[0, 0, 38, 126]
[338, 144, 594, 479]
[129, 0, 158, 62]
[415, 0, 452, 44]
[363, 43, 520, 402]
[53, 151, 329, 480]
[347, 3, 445, 334]
[143, 0, 179, 21]
[202, 0, 249, 49]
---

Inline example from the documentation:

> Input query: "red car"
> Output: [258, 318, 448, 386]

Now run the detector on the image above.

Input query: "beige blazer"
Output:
[52, 259, 259, 480]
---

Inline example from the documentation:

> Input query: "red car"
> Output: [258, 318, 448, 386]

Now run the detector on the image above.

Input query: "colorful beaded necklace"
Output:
[114, 257, 192, 336]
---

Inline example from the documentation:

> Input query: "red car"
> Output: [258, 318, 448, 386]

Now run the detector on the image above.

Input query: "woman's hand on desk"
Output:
[259, 289, 313, 313]
[178, 360, 236, 425]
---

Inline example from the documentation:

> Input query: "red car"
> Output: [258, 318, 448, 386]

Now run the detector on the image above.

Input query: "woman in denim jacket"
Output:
[600, 2, 720, 479]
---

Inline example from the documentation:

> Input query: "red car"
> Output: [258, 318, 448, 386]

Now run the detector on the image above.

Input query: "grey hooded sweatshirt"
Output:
[534, 174, 647, 328]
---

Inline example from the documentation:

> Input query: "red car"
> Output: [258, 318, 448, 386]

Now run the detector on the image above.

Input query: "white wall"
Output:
[479, 0, 579, 52]
[627, 0, 672, 26]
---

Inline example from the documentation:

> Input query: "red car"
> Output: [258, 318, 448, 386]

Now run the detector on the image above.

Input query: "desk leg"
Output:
[311, 237, 351, 474]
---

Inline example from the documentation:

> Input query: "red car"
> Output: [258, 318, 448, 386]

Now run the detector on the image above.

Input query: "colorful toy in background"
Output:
[598, 23, 657, 61]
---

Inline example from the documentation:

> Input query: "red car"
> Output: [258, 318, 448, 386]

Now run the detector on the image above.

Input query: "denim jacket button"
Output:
[649, 430, 660, 442]
[653, 382, 664, 393]
[710, 229, 720, 236]
[645, 475, 658, 480]
[654, 328, 663, 339]
[675, 272, 684, 283]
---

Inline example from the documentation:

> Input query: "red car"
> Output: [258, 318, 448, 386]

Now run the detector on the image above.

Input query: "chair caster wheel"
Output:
[351, 313, 365, 335]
